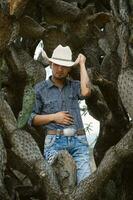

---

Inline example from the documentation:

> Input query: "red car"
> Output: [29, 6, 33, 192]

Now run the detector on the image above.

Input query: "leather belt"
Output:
[47, 129, 85, 136]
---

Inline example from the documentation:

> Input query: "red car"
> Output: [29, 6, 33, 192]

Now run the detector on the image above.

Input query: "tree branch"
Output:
[0, 131, 10, 200]
[69, 126, 133, 200]
[19, 15, 46, 39]
[0, 94, 62, 200]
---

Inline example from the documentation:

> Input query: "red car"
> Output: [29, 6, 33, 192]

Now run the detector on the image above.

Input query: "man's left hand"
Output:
[74, 53, 86, 67]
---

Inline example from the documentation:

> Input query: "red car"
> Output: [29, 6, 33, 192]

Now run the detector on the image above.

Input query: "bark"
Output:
[0, 88, 133, 199]
[69, 127, 133, 200]
[0, 130, 10, 200]
[19, 15, 46, 39]
[0, 94, 62, 200]
[0, 9, 13, 52]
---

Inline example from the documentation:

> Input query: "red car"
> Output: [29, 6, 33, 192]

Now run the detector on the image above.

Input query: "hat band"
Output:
[52, 57, 72, 62]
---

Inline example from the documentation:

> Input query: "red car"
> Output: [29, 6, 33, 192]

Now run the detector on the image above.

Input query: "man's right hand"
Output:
[53, 111, 74, 125]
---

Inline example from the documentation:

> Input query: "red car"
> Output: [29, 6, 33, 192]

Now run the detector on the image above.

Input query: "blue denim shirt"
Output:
[29, 76, 85, 131]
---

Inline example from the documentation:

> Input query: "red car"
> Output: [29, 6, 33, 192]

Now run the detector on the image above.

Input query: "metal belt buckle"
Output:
[63, 128, 76, 136]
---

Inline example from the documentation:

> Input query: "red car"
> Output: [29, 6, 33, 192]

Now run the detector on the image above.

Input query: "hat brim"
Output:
[48, 58, 75, 67]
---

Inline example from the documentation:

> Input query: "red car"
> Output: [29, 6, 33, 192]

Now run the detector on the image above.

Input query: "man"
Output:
[29, 44, 91, 184]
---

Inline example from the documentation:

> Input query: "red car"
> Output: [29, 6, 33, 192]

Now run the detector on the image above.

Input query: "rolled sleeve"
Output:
[75, 81, 86, 100]
[28, 113, 37, 126]
[28, 86, 43, 126]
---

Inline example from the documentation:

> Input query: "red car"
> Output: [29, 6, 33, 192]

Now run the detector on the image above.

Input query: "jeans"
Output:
[44, 134, 91, 184]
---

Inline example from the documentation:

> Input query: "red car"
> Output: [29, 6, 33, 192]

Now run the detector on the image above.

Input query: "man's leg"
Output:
[44, 134, 68, 164]
[71, 135, 91, 184]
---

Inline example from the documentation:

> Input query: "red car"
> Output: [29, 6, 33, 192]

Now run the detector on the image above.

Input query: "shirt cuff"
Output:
[28, 113, 37, 126]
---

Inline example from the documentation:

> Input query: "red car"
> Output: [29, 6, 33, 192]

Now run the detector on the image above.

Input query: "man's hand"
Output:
[74, 53, 86, 67]
[74, 53, 91, 97]
[53, 111, 74, 125]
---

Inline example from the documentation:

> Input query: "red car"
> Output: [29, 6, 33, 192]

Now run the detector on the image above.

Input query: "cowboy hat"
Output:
[42, 44, 75, 67]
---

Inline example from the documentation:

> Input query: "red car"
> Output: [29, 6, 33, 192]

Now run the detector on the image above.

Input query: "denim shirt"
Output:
[29, 76, 85, 131]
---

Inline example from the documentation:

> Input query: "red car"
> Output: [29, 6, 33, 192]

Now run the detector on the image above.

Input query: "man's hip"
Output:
[47, 128, 85, 136]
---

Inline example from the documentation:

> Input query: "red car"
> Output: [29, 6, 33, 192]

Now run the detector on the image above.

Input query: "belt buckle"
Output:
[63, 128, 76, 136]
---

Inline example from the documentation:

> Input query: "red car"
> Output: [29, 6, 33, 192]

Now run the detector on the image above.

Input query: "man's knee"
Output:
[77, 163, 91, 184]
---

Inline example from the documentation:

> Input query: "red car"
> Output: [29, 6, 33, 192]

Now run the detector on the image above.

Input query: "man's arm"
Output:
[76, 54, 91, 97]
[33, 111, 74, 126]
[32, 114, 55, 126]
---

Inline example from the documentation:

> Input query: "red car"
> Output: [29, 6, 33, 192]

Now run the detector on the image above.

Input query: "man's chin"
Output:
[55, 75, 66, 80]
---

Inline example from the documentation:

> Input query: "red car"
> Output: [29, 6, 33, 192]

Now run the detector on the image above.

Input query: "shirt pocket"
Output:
[68, 94, 78, 109]
[43, 100, 59, 113]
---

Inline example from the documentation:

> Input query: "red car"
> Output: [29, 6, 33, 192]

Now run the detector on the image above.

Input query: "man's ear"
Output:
[68, 68, 72, 76]
[68, 68, 72, 72]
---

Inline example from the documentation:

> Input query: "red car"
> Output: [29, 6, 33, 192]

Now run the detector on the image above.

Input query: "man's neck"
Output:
[51, 76, 66, 88]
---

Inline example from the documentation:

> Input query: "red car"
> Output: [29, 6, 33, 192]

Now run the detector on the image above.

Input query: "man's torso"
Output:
[34, 77, 84, 131]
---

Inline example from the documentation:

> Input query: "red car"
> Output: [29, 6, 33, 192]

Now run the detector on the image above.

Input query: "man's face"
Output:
[51, 63, 71, 79]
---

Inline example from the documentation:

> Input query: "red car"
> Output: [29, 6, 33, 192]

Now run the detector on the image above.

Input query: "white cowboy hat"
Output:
[42, 44, 75, 67]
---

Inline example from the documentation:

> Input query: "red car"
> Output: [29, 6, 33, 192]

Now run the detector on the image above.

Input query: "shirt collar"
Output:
[46, 76, 54, 88]
[46, 76, 70, 88]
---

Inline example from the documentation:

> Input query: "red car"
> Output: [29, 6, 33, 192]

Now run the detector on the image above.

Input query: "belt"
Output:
[47, 129, 85, 136]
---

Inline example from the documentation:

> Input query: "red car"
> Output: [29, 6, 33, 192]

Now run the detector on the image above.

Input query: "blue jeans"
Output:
[44, 134, 91, 184]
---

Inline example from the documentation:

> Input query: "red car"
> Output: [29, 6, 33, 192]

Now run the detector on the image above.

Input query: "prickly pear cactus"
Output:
[8, 46, 46, 128]
[17, 85, 35, 128]
[118, 68, 133, 118]
[0, 131, 7, 178]
[0, 131, 10, 200]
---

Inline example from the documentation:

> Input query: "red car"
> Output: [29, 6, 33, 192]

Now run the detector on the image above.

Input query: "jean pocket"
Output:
[44, 135, 56, 148]
[76, 135, 88, 145]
